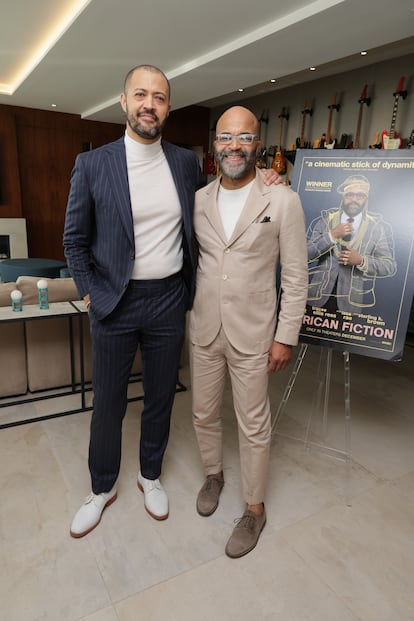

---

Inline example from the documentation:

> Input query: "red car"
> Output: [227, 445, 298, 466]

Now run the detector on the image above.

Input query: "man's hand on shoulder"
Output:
[260, 168, 285, 186]
[267, 342, 292, 373]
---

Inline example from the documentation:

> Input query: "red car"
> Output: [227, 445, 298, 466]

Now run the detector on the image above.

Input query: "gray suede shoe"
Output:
[225, 507, 266, 558]
[196, 474, 224, 516]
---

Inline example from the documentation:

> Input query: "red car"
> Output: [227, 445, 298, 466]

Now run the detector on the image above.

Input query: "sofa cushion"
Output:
[16, 276, 79, 304]
[25, 318, 72, 391]
[0, 282, 27, 397]
[0, 324, 27, 397]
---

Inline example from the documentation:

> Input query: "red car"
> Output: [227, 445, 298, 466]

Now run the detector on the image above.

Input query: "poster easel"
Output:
[271, 344, 352, 506]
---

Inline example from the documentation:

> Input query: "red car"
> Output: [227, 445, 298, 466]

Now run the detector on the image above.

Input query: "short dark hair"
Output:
[123, 65, 170, 100]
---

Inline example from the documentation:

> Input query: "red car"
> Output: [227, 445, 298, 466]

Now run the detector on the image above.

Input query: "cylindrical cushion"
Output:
[16, 276, 79, 304]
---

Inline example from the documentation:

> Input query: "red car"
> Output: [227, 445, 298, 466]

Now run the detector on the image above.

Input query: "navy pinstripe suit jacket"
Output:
[63, 137, 204, 320]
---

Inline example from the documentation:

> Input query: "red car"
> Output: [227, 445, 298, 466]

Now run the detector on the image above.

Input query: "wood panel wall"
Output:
[0, 104, 209, 260]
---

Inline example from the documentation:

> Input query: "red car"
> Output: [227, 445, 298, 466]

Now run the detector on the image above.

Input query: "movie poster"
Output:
[291, 150, 414, 361]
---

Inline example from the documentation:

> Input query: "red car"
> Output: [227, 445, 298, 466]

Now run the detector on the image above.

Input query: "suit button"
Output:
[222, 274, 228, 280]
[225, 248, 230, 254]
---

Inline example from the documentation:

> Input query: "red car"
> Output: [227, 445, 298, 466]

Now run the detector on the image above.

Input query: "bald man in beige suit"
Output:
[190, 106, 308, 558]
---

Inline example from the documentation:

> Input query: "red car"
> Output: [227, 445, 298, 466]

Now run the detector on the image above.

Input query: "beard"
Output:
[126, 108, 166, 140]
[342, 199, 366, 217]
[214, 147, 256, 179]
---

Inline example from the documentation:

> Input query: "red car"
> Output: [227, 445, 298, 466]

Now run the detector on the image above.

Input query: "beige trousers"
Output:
[191, 327, 271, 505]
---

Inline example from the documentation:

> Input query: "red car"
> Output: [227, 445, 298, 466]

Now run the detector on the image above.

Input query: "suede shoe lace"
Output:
[196, 474, 224, 516]
[225, 507, 266, 558]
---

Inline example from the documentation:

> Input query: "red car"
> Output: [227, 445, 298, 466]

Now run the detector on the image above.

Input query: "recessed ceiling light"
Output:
[360, 50, 368, 56]
[310, 67, 316, 71]
[51, 103, 57, 108]
[238, 88, 244, 92]
[270, 79, 276, 83]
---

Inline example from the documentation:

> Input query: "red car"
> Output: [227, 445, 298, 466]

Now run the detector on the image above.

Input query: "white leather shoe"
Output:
[137, 472, 169, 520]
[70, 486, 117, 538]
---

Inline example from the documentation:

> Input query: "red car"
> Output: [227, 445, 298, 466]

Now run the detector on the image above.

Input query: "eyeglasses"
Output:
[344, 192, 367, 200]
[215, 133, 259, 145]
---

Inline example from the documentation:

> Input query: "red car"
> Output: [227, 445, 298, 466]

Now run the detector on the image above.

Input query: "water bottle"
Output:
[37, 279, 49, 309]
[10, 289, 23, 312]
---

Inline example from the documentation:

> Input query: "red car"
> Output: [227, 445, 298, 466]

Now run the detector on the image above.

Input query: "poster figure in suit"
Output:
[306, 174, 397, 313]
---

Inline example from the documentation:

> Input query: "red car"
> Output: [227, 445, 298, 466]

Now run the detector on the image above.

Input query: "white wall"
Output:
[210, 53, 414, 154]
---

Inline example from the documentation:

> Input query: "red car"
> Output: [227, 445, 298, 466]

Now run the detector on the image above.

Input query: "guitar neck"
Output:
[388, 76, 407, 139]
[326, 93, 339, 143]
[351, 84, 370, 149]
[389, 97, 401, 138]
[354, 103, 364, 149]
[326, 109, 333, 143]
[300, 107, 310, 147]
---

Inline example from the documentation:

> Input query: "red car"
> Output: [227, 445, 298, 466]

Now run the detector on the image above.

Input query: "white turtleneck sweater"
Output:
[124, 132, 182, 280]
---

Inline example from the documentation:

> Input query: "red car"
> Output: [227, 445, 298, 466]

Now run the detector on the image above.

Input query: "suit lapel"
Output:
[105, 138, 134, 247]
[202, 178, 227, 244]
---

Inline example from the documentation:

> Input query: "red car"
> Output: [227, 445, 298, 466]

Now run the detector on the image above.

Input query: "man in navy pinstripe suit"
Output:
[64, 65, 205, 537]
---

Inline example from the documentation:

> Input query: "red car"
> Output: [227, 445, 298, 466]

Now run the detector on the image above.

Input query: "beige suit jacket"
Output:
[190, 171, 308, 354]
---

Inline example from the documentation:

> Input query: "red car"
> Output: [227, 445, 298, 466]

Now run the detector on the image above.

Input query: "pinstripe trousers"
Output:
[88, 273, 187, 494]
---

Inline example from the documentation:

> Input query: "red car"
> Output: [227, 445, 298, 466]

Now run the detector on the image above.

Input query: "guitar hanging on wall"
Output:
[348, 84, 371, 149]
[381, 76, 407, 149]
[256, 109, 269, 168]
[319, 92, 340, 149]
[206, 118, 217, 175]
[284, 99, 312, 165]
[296, 99, 313, 149]
[271, 108, 289, 174]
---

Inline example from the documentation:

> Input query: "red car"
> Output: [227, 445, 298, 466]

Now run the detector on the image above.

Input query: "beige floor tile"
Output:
[268, 344, 414, 480]
[115, 535, 359, 621]
[0, 424, 112, 621]
[389, 470, 414, 501]
[281, 481, 414, 621]
[0, 340, 412, 621]
[79, 608, 118, 621]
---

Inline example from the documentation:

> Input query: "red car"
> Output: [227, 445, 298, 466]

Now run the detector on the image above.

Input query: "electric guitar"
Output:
[407, 129, 414, 149]
[381, 76, 407, 149]
[295, 99, 313, 149]
[369, 131, 381, 149]
[271, 108, 289, 174]
[206, 118, 218, 175]
[256, 109, 269, 168]
[324, 92, 340, 149]
[348, 84, 371, 149]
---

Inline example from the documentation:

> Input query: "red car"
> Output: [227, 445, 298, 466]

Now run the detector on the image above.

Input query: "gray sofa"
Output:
[0, 276, 142, 399]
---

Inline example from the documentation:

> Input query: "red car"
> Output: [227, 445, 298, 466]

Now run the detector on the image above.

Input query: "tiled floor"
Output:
[1, 342, 413, 621]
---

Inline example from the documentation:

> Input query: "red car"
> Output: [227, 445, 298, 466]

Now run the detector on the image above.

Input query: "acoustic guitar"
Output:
[348, 84, 371, 149]
[381, 76, 407, 149]
[271, 108, 289, 174]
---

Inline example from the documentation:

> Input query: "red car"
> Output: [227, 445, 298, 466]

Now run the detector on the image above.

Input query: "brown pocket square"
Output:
[260, 216, 271, 223]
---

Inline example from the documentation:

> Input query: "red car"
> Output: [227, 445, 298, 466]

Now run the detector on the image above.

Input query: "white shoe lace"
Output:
[145, 479, 162, 493]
